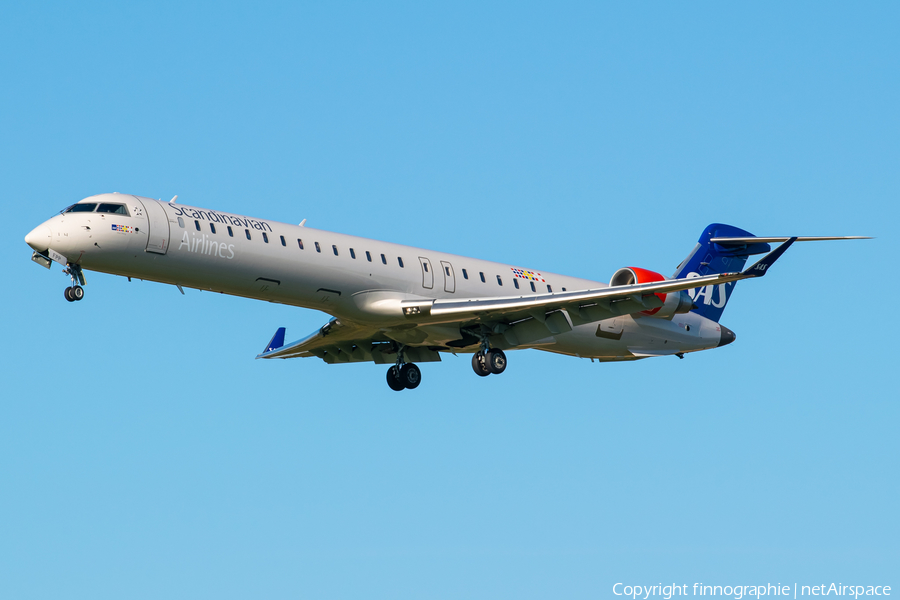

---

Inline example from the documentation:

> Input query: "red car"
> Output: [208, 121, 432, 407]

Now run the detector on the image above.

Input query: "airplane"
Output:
[24, 193, 868, 390]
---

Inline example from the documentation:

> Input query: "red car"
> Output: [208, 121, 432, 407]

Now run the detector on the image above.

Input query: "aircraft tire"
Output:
[472, 352, 490, 377]
[73, 286, 84, 301]
[487, 349, 507, 374]
[400, 363, 421, 389]
[386, 366, 405, 391]
[64, 287, 75, 302]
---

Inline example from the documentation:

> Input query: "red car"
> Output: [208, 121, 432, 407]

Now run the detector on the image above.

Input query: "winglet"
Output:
[262, 327, 287, 354]
[742, 237, 797, 277]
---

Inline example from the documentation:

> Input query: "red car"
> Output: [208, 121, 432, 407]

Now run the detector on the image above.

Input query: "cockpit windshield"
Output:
[62, 202, 129, 215]
[65, 203, 97, 213]
[96, 203, 128, 215]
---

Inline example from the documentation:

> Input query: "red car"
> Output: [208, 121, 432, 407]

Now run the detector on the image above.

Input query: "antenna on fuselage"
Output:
[169, 195, 178, 204]
[299, 219, 306, 227]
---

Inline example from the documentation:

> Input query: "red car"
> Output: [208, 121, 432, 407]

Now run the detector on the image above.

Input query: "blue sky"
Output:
[1, 2, 897, 599]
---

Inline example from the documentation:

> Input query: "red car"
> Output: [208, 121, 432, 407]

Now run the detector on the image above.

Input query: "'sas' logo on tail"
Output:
[685, 272, 729, 308]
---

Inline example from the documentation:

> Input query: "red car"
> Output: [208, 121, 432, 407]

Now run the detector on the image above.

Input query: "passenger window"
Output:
[562, 287, 567, 292]
[227, 226, 233, 237]
[530, 281, 536, 292]
[315, 242, 321, 252]
[66, 203, 97, 213]
[280, 235, 286, 246]
[513, 279, 519, 289]
[445, 266, 450, 276]
[350, 248, 356, 259]
[297, 239, 303, 249]
[245, 229, 251, 240]
[262, 232, 269, 243]
[547, 285, 552, 292]
[479, 272, 485, 283]
[96, 203, 128, 215]
[366, 251, 372, 262]
[497, 275, 503, 286]
[381, 254, 387, 265]
[462, 269, 468, 279]
[194, 220, 201, 231]
[177, 217, 185, 228]
[424, 263, 429, 272]
[210, 223, 216, 234]
[398, 257, 404, 268]
[333, 245, 339, 256]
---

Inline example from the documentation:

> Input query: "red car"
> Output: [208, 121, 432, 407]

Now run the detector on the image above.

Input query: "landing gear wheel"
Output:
[472, 352, 491, 377]
[486, 348, 507, 374]
[72, 285, 84, 301]
[386, 366, 405, 391]
[399, 363, 421, 389]
[64, 287, 75, 302]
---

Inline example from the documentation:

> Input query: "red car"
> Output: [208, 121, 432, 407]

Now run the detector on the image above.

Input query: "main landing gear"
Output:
[63, 264, 86, 303]
[471, 348, 507, 377]
[386, 349, 422, 391]
[64, 285, 84, 302]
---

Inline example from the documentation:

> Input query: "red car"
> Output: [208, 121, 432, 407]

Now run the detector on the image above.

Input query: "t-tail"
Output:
[672, 224, 771, 323]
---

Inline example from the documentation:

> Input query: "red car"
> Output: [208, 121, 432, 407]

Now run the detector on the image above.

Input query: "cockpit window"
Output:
[65, 203, 97, 213]
[96, 203, 129, 215]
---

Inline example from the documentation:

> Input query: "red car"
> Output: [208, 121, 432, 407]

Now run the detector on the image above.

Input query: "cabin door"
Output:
[440, 260, 456, 293]
[419, 257, 433, 289]
[138, 198, 171, 255]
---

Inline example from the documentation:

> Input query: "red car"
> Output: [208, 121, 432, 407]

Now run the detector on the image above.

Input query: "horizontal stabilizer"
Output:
[710, 236, 871, 244]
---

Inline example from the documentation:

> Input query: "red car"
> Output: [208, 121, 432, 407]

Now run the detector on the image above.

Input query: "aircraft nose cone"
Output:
[25, 223, 51, 252]
[718, 325, 736, 347]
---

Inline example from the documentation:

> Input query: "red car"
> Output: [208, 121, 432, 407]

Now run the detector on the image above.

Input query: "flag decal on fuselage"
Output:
[511, 268, 545, 282]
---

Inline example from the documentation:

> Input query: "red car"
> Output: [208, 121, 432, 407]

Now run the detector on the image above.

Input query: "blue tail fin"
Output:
[673, 224, 771, 322]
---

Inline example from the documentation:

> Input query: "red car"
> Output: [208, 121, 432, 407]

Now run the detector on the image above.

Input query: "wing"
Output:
[257, 318, 442, 364]
[398, 238, 797, 328]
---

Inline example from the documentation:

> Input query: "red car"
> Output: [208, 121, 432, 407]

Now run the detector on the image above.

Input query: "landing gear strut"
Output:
[63, 264, 85, 302]
[386, 348, 422, 391]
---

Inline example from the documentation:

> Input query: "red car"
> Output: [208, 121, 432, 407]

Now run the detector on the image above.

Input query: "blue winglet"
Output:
[742, 237, 797, 277]
[263, 327, 286, 354]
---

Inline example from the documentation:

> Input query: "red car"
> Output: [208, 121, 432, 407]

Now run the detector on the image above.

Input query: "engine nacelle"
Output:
[609, 267, 694, 319]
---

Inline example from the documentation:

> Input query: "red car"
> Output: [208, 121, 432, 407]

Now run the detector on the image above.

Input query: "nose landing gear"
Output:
[62, 264, 86, 303]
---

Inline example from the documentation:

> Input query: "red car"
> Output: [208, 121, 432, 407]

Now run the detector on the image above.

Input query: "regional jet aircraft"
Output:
[25, 194, 867, 390]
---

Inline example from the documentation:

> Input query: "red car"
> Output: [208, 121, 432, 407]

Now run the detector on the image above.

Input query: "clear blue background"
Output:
[1, 2, 896, 598]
